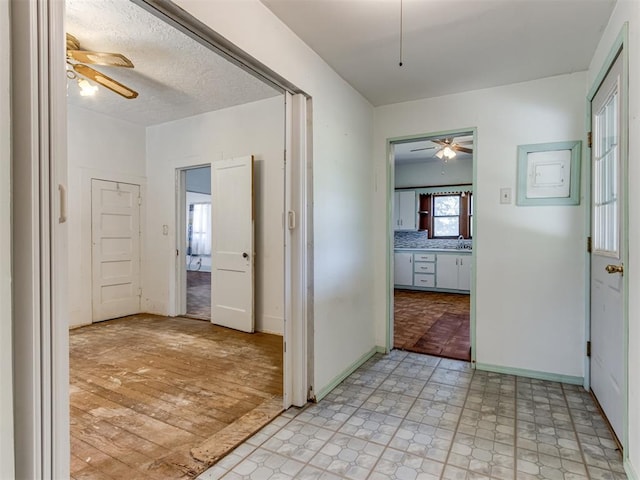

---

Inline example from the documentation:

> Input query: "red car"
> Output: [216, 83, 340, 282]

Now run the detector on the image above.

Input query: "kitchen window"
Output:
[430, 193, 472, 238]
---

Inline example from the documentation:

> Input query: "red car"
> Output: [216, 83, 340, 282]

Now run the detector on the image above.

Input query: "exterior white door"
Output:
[590, 52, 625, 442]
[211, 156, 255, 333]
[91, 179, 141, 322]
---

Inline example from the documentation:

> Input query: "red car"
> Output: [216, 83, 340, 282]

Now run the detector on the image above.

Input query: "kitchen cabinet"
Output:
[394, 252, 413, 286]
[413, 253, 435, 288]
[436, 253, 471, 291]
[394, 191, 416, 231]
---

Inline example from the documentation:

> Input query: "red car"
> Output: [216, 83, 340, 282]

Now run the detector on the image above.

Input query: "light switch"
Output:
[162, 224, 169, 235]
[500, 188, 512, 204]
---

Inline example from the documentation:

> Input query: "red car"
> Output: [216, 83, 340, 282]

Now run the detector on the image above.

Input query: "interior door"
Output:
[211, 156, 255, 332]
[91, 179, 141, 322]
[590, 52, 625, 442]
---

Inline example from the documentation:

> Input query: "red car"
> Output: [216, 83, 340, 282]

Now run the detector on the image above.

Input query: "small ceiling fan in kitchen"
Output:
[411, 137, 473, 160]
[66, 33, 139, 99]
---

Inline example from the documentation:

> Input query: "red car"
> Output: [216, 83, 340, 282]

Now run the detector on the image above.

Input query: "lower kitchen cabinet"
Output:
[436, 254, 471, 291]
[394, 252, 413, 286]
[394, 250, 471, 293]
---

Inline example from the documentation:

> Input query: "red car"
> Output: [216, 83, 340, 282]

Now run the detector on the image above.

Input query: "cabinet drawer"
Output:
[414, 262, 435, 274]
[414, 253, 435, 262]
[414, 274, 435, 288]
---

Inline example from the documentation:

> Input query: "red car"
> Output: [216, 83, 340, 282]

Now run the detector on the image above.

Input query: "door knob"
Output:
[242, 252, 249, 259]
[605, 263, 624, 275]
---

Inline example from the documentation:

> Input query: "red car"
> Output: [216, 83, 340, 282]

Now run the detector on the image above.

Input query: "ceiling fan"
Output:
[410, 137, 473, 159]
[66, 33, 139, 99]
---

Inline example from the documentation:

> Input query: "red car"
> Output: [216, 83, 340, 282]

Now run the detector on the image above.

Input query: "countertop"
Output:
[394, 247, 472, 253]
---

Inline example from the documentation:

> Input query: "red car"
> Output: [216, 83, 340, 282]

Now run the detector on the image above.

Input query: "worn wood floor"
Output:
[394, 290, 470, 361]
[70, 315, 283, 479]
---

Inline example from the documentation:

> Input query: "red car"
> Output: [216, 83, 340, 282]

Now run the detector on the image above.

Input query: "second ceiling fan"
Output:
[411, 137, 473, 159]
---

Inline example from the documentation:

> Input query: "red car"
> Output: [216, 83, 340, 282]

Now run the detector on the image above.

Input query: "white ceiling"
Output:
[65, 0, 281, 127]
[261, 0, 616, 106]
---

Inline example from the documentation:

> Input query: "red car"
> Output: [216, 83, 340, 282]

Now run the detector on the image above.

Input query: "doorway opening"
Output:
[182, 166, 212, 321]
[389, 130, 475, 362]
[64, 0, 294, 476]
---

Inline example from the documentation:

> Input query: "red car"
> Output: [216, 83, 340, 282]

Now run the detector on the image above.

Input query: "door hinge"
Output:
[586, 341, 591, 357]
[587, 236, 592, 253]
[137, 287, 142, 297]
[587, 131, 592, 149]
[284, 341, 286, 353]
[138, 196, 142, 206]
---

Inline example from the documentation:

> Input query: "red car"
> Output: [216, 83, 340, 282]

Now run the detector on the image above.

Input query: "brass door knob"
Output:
[605, 264, 624, 275]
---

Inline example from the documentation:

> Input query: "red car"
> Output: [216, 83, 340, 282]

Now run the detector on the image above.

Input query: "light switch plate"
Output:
[500, 187, 512, 204]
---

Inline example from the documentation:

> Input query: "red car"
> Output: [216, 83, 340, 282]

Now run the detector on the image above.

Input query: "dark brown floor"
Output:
[187, 270, 211, 320]
[394, 290, 471, 361]
[70, 315, 283, 479]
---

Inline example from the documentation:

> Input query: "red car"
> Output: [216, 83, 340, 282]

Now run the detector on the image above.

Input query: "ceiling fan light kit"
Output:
[66, 33, 139, 100]
[77, 78, 98, 97]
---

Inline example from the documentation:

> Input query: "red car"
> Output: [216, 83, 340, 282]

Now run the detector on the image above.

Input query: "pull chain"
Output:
[399, 0, 404, 67]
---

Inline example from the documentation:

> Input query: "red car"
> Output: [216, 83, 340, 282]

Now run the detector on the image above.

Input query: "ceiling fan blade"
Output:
[410, 146, 436, 152]
[68, 49, 134, 68]
[456, 140, 473, 145]
[431, 139, 451, 146]
[73, 64, 138, 99]
[454, 146, 473, 154]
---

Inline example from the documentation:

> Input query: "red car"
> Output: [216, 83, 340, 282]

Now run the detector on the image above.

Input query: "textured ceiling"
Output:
[395, 135, 473, 166]
[261, 0, 616, 106]
[65, 0, 281, 127]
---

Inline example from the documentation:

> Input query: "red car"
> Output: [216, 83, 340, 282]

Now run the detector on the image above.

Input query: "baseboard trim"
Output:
[475, 363, 583, 385]
[625, 459, 639, 480]
[315, 346, 382, 402]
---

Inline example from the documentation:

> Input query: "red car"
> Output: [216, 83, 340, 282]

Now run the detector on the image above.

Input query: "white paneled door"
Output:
[91, 179, 141, 322]
[590, 52, 624, 442]
[211, 156, 255, 333]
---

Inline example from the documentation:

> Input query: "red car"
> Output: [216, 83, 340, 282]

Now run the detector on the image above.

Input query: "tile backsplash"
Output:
[395, 231, 473, 249]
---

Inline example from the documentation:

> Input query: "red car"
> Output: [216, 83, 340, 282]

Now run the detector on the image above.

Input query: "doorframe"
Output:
[11, 0, 68, 477]
[10, 0, 313, 477]
[584, 23, 629, 461]
[386, 127, 478, 362]
[0, 0, 14, 476]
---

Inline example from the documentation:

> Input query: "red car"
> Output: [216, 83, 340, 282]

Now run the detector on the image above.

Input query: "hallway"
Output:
[198, 351, 625, 480]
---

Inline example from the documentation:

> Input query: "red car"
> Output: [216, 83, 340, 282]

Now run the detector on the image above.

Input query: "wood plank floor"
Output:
[70, 315, 283, 479]
[394, 290, 471, 361]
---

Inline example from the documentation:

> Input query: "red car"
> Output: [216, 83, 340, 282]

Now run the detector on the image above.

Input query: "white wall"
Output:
[395, 158, 473, 188]
[588, 2, 640, 477]
[145, 96, 286, 335]
[0, 0, 14, 476]
[67, 105, 147, 328]
[375, 73, 588, 378]
[172, 0, 376, 393]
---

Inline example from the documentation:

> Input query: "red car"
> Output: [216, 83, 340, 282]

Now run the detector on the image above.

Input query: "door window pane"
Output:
[593, 89, 618, 254]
